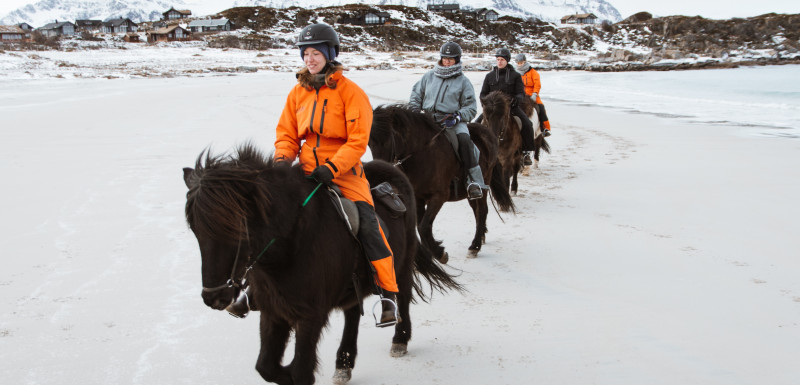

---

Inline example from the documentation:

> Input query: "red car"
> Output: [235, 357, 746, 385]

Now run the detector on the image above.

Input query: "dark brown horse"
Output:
[370, 105, 514, 260]
[481, 91, 551, 194]
[183, 143, 460, 385]
[480, 90, 523, 194]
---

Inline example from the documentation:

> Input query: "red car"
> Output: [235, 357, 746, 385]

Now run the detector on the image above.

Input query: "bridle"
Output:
[199, 182, 322, 295]
[386, 115, 446, 168]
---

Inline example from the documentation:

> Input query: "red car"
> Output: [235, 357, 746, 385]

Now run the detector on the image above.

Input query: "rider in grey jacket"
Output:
[409, 41, 487, 200]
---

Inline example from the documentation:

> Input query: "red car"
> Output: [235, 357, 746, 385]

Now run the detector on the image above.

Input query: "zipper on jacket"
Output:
[439, 85, 450, 103]
[319, 99, 328, 134]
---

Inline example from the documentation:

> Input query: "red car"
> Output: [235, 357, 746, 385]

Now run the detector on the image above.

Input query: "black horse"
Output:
[183, 143, 460, 385]
[370, 105, 514, 260]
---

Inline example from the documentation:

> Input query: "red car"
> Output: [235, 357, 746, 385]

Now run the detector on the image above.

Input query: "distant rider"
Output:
[479, 48, 536, 166]
[515, 53, 551, 137]
[409, 41, 487, 200]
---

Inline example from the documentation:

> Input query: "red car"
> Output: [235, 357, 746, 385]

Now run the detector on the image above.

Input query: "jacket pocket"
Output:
[345, 109, 360, 133]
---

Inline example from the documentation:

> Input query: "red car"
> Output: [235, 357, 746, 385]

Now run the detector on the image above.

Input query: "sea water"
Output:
[542, 64, 800, 137]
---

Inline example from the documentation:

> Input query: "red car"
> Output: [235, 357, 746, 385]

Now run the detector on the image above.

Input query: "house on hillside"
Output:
[427, 4, 460, 13]
[0, 25, 29, 42]
[147, 25, 191, 43]
[476, 8, 499, 21]
[102, 18, 139, 34]
[163, 7, 192, 20]
[37, 21, 77, 37]
[188, 19, 233, 33]
[18, 22, 34, 32]
[123, 32, 140, 42]
[560, 13, 598, 25]
[76, 19, 102, 32]
[339, 11, 391, 26]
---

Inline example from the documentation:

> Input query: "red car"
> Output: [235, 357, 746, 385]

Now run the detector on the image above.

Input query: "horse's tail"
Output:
[489, 161, 515, 213]
[412, 238, 464, 301]
[539, 137, 551, 154]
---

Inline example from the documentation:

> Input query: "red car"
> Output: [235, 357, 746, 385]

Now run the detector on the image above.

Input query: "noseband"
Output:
[201, 219, 251, 294]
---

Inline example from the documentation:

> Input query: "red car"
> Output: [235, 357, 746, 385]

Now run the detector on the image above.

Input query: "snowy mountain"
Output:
[2, 0, 621, 27]
[233, 0, 622, 23]
[0, 0, 187, 26]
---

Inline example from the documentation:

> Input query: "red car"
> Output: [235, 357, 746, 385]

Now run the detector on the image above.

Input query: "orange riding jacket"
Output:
[274, 70, 373, 187]
[520, 67, 543, 104]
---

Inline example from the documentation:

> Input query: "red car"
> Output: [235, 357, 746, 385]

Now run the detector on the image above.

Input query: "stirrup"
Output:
[372, 296, 398, 328]
[467, 183, 483, 200]
[225, 289, 251, 318]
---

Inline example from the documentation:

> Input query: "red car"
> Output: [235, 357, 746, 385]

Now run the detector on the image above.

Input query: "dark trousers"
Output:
[512, 106, 535, 151]
[456, 133, 478, 169]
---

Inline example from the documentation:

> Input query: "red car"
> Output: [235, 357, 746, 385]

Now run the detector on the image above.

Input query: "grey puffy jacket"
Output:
[409, 70, 477, 123]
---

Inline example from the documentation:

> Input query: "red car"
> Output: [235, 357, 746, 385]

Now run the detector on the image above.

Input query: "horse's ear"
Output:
[183, 167, 197, 189]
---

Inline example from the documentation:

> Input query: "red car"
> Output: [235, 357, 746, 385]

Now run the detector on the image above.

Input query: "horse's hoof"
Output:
[467, 249, 478, 259]
[438, 251, 449, 264]
[332, 368, 352, 384]
[390, 343, 408, 357]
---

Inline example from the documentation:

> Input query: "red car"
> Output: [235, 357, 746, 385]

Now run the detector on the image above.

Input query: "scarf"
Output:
[516, 62, 531, 75]
[433, 63, 463, 79]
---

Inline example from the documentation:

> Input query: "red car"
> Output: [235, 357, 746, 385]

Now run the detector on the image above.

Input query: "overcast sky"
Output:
[1, 0, 799, 22]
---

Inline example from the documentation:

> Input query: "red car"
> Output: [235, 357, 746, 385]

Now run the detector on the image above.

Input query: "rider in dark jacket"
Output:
[479, 48, 536, 166]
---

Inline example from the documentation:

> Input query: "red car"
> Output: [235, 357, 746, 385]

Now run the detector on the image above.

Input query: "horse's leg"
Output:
[511, 167, 519, 194]
[466, 198, 484, 258]
[391, 285, 412, 357]
[289, 316, 327, 385]
[333, 305, 362, 384]
[418, 197, 447, 262]
[255, 315, 293, 385]
[533, 136, 541, 169]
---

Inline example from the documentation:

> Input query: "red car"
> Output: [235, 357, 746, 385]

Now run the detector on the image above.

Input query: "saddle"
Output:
[325, 182, 406, 237]
[511, 115, 543, 139]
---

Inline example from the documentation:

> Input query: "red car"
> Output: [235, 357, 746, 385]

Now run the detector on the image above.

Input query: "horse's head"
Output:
[183, 144, 288, 311]
[480, 90, 512, 136]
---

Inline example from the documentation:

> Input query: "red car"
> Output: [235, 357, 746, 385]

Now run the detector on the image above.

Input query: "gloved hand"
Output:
[443, 112, 461, 128]
[531, 93, 538, 101]
[510, 98, 519, 108]
[310, 165, 334, 186]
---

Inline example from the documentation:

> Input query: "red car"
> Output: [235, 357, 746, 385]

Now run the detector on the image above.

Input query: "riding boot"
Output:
[379, 291, 399, 328]
[457, 133, 487, 200]
[225, 285, 255, 318]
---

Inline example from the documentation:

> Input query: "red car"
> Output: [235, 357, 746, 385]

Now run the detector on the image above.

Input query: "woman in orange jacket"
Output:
[515, 53, 551, 136]
[275, 23, 399, 326]
[227, 24, 399, 327]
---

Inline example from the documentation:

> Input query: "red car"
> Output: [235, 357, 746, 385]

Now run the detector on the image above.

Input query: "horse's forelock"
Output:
[185, 146, 274, 242]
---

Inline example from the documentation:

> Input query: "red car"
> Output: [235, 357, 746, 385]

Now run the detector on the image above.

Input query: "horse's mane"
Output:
[185, 142, 286, 242]
[371, 104, 442, 144]
[481, 90, 511, 114]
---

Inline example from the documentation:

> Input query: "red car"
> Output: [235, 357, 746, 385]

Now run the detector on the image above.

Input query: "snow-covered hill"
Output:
[0, 0, 185, 26]
[1, 0, 621, 26]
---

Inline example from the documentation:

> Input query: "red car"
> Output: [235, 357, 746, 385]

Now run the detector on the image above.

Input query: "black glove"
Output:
[443, 112, 461, 128]
[510, 98, 519, 108]
[310, 165, 334, 186]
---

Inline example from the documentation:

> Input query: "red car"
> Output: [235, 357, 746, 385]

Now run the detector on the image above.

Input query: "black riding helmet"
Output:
[297, 23, 340, 57]
[494, 48, 511, 63]
[440, 41, 462, 63]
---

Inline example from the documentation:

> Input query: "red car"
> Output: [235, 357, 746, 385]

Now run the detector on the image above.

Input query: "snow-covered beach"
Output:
[2, 65, 800, 384]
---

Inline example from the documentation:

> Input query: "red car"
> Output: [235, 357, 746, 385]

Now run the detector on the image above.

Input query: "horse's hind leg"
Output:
[255, 316, 293, 385]
[391, 288, 412, 357]
[333, 305, 362, 384]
